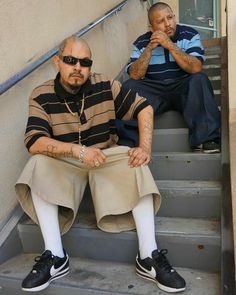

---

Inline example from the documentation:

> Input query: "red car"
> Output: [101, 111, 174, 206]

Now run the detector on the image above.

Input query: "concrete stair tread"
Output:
[149, 152, 221, 180]
[153, 128, 188, 135]
[154, 217, 220, 237]
[71, 214, 220, 239]
[156, 180, 221, 218]
[21, 214, 220, 239]
[152, 128, 191, 152]
[152, 151, 221, 157]
[156, 179, 221, 189]
[0, 254, 220, 295]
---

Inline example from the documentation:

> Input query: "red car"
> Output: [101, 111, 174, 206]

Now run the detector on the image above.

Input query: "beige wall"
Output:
[0, 0, 121, 83]
[0, 0, 148, 226]
[227, 0, 236, 278]
[227, 1, 236, 110]
[220, 0, 227, 37]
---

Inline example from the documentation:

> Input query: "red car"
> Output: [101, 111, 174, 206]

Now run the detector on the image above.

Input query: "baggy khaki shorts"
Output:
[15, 146, 161, 234]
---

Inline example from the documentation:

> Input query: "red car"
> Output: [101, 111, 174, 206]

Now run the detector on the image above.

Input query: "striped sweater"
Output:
[126, 24, 205, 81]
[24, 72, 149, 150]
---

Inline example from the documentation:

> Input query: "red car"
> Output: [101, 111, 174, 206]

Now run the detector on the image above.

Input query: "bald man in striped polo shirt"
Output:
[124, 2, 220, 154]
[15, 36, 185, 293]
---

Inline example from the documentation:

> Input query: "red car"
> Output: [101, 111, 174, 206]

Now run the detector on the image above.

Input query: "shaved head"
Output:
[54, 35, 92, 92]
[148, 2, 173, 24]
[58, 36, 91, 57]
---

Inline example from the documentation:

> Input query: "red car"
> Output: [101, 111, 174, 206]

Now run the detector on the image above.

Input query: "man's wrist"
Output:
[146, 43, 153, 52]
[79, 145, 87, 162]
[140, 144, 151, 154]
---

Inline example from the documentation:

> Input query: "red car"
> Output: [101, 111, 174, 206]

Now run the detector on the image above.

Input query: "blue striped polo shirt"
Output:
[126, 24, 205, 81]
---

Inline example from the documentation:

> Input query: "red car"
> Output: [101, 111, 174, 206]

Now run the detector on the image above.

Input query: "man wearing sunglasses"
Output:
[15, 36, 186, 293]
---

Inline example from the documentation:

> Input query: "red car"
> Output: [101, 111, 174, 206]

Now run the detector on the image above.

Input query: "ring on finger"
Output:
[95, 161, 100, 167]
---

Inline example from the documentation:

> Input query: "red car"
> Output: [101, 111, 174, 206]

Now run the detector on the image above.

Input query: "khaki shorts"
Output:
[15, 146, 161, 234]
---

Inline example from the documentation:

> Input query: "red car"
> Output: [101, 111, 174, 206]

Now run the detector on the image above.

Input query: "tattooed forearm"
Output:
[39, 144, 75, 158]
[168, 42, 201, 73]
[139, 110, 153, 153]
[129, 46, 152, 80]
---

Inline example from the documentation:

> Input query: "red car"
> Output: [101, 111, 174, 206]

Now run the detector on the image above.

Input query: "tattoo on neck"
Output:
[61, 82, 81, 95]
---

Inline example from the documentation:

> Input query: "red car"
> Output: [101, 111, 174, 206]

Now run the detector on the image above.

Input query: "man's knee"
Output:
[122, 78, 142, 90]
[30, 154, 50, 163]
[189, 72, 209, 84]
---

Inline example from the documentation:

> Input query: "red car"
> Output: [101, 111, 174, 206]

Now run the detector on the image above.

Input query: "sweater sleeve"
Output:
[24, 91, 52, 151]
[111, 80, 150, 120]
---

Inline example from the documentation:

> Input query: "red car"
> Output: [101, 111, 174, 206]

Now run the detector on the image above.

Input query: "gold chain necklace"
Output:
[64, 93, 85, 144]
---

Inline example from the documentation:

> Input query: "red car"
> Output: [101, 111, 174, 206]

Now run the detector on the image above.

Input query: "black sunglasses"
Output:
[60, 55, 93, 67]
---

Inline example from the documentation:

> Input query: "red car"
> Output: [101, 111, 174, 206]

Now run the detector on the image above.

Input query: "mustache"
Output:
[70, 71, 84, 78]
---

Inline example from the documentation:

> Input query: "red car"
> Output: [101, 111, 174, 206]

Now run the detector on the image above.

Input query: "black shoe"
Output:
[136, 249, 186, 293]
[22, 249, 69, 292]
[202, 141, 220, 153]
[193, 141, 220, 154]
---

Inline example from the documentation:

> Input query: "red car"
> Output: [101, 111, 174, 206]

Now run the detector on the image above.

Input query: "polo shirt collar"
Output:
[54, 72, 93, 101]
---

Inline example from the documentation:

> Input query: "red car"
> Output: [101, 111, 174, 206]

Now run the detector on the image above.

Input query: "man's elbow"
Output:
[28, 144, 38, 155]
[190, 59, 203, 74]
[139, 105, 154, 117]
[191, 64, 203, 74]
[129, 72, 141, 80]
[28, 137, 45, 155]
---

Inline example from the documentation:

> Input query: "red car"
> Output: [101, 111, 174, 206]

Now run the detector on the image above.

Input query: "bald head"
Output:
[54, 36, 92, 92]
[148, 2, 173, 24]
[58, 36, 91, 58]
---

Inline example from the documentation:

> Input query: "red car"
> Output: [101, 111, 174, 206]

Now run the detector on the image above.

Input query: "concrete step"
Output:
[154, 111, 186, 129]
[149, 152, 221, 180]
[154, 101, 221, 125]
[152, 128, 190, 152]
[204, 57, 221, 65]
[209, 77, 221, 91]
[18, 215, 220, 271]
[157, 180, 221, 218]
[0, 254, 220, 295]
[77, 180, 221, 219]
[205, 46, 221, 55]
[202, 66, 221, 77]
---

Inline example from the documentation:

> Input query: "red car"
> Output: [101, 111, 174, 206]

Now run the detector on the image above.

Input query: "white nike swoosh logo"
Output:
[50, 255, 69, 276]
[145, 266, 156, 278]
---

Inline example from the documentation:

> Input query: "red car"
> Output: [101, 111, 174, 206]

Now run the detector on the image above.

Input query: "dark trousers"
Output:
[121, 73, 220, 148]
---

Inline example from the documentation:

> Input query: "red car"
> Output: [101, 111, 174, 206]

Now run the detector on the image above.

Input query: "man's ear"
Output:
[53, 55, 60, 70]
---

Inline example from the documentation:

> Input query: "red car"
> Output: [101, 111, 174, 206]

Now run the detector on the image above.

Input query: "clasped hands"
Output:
[78, 146, 151, 168]
[148, 30, 172, 50]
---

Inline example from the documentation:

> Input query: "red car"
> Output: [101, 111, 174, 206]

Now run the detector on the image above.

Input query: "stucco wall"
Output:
[0, 0, 148, 226]
[227, 0, 236, 278]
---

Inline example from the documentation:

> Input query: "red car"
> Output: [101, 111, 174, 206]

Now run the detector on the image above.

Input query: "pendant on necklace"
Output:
[64, 94, 85, 145]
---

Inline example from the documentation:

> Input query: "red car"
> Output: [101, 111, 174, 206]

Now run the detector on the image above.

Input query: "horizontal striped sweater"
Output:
[126, 24, 205, 81]
[24, 72, 149, 150]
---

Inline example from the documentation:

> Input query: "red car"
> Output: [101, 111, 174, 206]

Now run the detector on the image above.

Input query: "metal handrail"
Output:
[0, 0, 127, 95]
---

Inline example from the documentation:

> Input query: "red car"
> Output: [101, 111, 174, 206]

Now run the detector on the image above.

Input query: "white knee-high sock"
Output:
[132, 194, 158, 259]
[31, 191, 64, 258]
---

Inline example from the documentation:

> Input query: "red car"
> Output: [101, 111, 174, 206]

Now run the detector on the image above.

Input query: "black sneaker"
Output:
[136, 249, 186, 293]
[22, 249, 69, 292]
[193, 141, 220, 154]
[202, 141, 220, 153]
